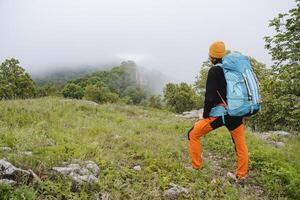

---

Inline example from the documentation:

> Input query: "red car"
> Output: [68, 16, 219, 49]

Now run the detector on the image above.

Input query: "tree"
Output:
[62, 83, 84, 99]
[194, 60, 212, 92]
[264, 0, 300, 66]
[194, 60, 213, 102]
[123, 86, 146, 104]
[0, 58, 36, 99]
[261, 1, 300, 132]
[148, 95, 163, 109]
[163, 82, 201, 113]
[84, 84, 119, 103]
[62, 61, 148, 105]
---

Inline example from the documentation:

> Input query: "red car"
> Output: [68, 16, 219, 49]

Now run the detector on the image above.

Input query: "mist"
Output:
[0, 0, 296, 83]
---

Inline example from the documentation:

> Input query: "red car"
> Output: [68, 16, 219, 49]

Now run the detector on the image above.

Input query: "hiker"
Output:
[188, 41, 250, 182]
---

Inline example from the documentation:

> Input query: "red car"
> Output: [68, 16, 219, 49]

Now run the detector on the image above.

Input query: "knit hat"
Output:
[209, 41, 227, 58]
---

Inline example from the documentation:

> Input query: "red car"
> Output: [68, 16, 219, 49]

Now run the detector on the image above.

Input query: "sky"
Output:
[0, 0, 296, 83]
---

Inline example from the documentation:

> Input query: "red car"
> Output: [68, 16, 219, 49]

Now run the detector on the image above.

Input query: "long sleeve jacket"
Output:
[203, 65, 227, 118]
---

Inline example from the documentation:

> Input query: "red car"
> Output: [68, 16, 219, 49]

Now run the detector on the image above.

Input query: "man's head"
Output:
[209, 41, 227, 65]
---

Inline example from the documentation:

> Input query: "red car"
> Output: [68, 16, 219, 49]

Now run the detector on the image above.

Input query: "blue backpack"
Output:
[209, 52, 261, 119]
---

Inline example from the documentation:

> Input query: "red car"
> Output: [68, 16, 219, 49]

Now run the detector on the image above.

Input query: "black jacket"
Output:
[203, 65, 227, 118]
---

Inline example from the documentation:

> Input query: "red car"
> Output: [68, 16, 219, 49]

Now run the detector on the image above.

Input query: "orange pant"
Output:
[188, 117, 248, 178]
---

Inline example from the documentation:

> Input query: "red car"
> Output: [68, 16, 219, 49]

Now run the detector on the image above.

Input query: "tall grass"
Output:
[0, 97, 299, 199]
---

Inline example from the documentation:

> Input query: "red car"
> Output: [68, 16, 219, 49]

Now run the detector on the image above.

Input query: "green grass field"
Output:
[0, 97, 299, 199]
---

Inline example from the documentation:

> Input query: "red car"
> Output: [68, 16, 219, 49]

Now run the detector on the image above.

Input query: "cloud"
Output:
[0, 0, 295, 83]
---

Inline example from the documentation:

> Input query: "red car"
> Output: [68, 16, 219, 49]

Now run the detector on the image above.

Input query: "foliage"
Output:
[64, 61, 147, 105]
[257, 1, 300, 132]
[264, 0, 300, 66]
[123, 86, 146, 105]
[0, 97, 299, 199]
[0, 58, 36, 99]
[148, 95, 163, 109]
[62, 83, 84, 99]
[164, 82, 202, 113]
[194, 60, 212, 95]
[84, 84, 119, 103]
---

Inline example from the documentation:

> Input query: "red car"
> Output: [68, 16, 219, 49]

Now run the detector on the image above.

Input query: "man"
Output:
[188, 41, 248, 182]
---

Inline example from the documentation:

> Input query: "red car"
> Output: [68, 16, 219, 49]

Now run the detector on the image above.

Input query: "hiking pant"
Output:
[188, 116, 248, 178]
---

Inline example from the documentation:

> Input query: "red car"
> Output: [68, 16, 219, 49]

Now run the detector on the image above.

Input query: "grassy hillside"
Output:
[0, 97, 299, 199]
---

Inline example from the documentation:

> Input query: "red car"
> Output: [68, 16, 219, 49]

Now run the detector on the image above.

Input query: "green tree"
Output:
[260, 1, 300, 132]
[194, 60, 212, 105]
[194, 60, 212, 93]
[84, 84, 119, 103]
[62, 83, 84, 99]
[62, 61, 148, 105]
[123, 86, 146, 104]
[148, 95, 163, 109]
[264, 0, 300, 66]
[0, 58, 36, 99]
[164, 82, 201, 113]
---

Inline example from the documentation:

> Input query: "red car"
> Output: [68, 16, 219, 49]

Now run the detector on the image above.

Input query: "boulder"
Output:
[53, 160, 100, 184]
[163, 183, 188, 199]
[0, 159, 40, 183]
[133, 165, 141, 171]
[272, 141, 285, 148]
[273, 131, 290, 137]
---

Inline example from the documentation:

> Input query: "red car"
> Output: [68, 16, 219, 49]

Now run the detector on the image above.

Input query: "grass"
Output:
[0, 97, 299, 199]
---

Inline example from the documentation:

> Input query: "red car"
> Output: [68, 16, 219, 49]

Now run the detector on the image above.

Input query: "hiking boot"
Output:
[227, 172, 247, 186]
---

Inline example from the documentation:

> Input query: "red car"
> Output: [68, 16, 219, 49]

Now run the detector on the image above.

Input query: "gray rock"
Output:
[273, 131, 290, 137]
[133, 165, 141, 171]
[0, 159, 39, 183]
[179, 109, 203, 119]
[85, 161, 100, 176]
[22, 151, 33, 156]
[272, 141, 285, 148]
[81, 100, 99, 106]
[0, 159, 31, 177]
[0, 147, 12, 152]
[28, 169, 41, 183]
[163, 183, 188, 199]
[53, 160, 100, 184]
[0, 179, 16, 185]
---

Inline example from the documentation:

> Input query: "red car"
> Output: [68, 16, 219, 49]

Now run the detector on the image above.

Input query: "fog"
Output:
[0, 0, 295, 83]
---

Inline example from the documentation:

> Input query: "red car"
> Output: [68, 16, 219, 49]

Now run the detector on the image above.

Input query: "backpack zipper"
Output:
[242, 74, 252, 101]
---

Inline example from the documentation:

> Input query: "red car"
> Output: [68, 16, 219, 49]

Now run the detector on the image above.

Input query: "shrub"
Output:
[62, 83, 84, 99]
[84, 84, 119, 103]
[0, 58, 36, 99]
[148, 95, 163, 109]
[163, 82, 202, 113]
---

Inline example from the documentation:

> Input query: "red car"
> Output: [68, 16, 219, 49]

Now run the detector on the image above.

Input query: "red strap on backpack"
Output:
[217, 90, 228, 108]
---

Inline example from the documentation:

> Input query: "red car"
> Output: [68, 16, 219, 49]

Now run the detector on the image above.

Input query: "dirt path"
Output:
[204, 151, 268, 200]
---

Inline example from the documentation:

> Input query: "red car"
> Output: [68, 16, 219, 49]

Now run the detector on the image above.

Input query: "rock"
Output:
[272, 141, 285, 148]
[0, 147, 12, 152]
[84, 161, 100, 176]
[180, 109, 203, 119]
[0, 159, 31, 177]
[163, 183, 188, 199]
[28, 169, 41, 183]
[273, 131, 290, 137]
[0, 159, 39, 183]
[81, 100, 99, 106]
[22, 151, 33, 156]
[53, 160, 100, 184]
[0, 179, 16, 185]
[133, 165, 141, 171]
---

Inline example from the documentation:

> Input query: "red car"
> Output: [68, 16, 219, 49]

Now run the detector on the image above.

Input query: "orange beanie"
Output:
[209, 41, 227, 58]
